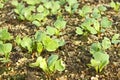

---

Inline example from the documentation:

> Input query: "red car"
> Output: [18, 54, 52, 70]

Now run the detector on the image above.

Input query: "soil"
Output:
[0, 0, 120, 80]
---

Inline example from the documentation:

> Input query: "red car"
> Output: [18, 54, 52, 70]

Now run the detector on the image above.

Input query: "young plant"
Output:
[35, 31, 64, 52]
[15, 35, 42, 55]
[76, 16, 112, 35]
[0, 28, 12, 41]
[0, 42, 12, 62]
[91, 5, 106, 19]
[54, 18, 67, 31]
[0, 0, 8, 9]
[11, 0, 25, 20]
[15, 36, 33, 53]
[43, 1, 61, 14]
[76, 5, 111, 35]
[76, 18, 100, 35]
[88, 51, 109, 73]
[11, 0, 62, 27]
[88, 37, 111, 73]
[91, 5, 107, 19]
[15, 30, 65, 55]
[45, 17, 67, 36]
[65, 0, 79, 14]
[29, 55, 65, 78]
[78, 5, 92, 17]
[110, 0, 120, 12]
[0, 28, 12, 63]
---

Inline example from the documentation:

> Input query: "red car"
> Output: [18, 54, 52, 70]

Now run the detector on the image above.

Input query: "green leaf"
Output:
[98, 5, 107, 12]
[4, 43, 12, 54]
[34, 13, 44, 21]
[101, 17, 112, 28]
[51, 1, 60, 14]
[54, 19, 66, 30]
[0, 43, 12, 56]
[91, 7, 101, 19]
[43, 9, 49, 17]
[93, 52, 106, 61]
[82, 5, 92, 14]
[45, 40, 59, 51]
[88, 59, 100, 72]
[110, 0, 116, 9]
[0, 3, 4, 8]
[71, 3, 79, 13]
[55, 59, 65, 71]
[44, 1, 52, 9]
[18, 14, 25, 20]
[15, 35, 21, 45]
[23, 0, 41, 5]
[47, 55, 58, 72]
[110, 0, 120, 11]
[37, 5, 44, 12]
[76, 27, 83, 35]
[0, 41, 3, 44]
[93, 19, 100, 31]
[59, 0, 66, 5]
[29, 56, 48, 73]
[112, 34, 120, 44]
[39, 57, 48, 73]
[93, 7, 100, 13]
[29, 57, 41, 67]
[42, 37, 59, 51]
[88, 51, 109, 72]
[102, 37, 111, 50]
[46, 26, 58, 36]
[90, 42, 102, 54]
[65, 6, 71, 13]
[0, 44, 4, 55]
[78, 10, 84, 17]
[11, 0, 18, 6]
[27, 6, 35, 11]
[112, 34, 119, 40]
[92, 12, 101, 19]
[93, 52, 109, 72]
[81, 18, 93, 29]
[66, 0, 77, 6]
[23, 6, 35, 21]
[14, 2, 25, 15]
[37, 42, 43, 54]
[23, 10, 32, 20]
[35, 31, 48, 42]
[90, 59, 100, 67]
[55, 39, 65, 47]
[21, 36, 33, 52]
[40, 0, 47, 3]
[0, 28, 12, 41]
[86, 26, 97, 34]
[32, 20, 41, 27]
[79, 5, 92, 17]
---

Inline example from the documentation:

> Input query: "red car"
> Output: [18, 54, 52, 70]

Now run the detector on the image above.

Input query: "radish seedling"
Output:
[29, 55, 65, 79]
[88, 37, 111, 73]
